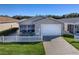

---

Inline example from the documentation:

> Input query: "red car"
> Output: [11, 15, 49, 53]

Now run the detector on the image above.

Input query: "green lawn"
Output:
[63, 34, 79, 50]
[0, 42, 45, 55]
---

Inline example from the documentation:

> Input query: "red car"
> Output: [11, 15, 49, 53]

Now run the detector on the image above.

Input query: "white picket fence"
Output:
[0, 36, 43, 42]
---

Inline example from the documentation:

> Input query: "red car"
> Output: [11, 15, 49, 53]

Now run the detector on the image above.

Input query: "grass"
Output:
[0, 42, 45, 55]
[63, 34, 79, 50]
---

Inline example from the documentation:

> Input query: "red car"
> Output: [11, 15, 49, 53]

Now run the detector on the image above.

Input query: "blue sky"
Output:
[0, 4, 79, 16]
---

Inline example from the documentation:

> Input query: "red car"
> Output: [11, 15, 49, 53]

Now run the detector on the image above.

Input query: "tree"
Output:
[12, 15, 32, 20]
[47, 15, 62, 19]
[62, 13, 79, 18]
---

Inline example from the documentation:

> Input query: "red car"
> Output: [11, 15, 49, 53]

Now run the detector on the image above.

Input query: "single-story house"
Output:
[58, 18, 79, 35]
[0, 17, 19, 31]
[19, 16, 79, 39]
[19, 16, 64, 36]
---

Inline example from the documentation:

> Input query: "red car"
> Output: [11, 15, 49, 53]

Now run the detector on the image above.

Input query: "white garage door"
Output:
[41, 24, 62, 36]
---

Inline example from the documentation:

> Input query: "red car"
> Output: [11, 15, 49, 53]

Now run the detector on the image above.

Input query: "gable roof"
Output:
[58, 17, 79, 23]
[19, 16, 47, 24]
[20, 16, 63, 25]
[0, 17, 18, 23]
[33, 17, 63, 24]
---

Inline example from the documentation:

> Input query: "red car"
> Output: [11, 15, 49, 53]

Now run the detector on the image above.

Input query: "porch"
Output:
[64, 23, 79, 40]
[19, 24, 41, 36]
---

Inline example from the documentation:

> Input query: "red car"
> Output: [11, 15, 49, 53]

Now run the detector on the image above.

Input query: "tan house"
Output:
[0, 17, 19, 31]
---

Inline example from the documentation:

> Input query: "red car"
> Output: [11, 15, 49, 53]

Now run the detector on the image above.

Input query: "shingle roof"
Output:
[19, 16, 46, 24]
[33, 17, 63, 24]
[0, 17, 18, 23]
[58, 17, 79, 23]
[20, 16, 63, 24]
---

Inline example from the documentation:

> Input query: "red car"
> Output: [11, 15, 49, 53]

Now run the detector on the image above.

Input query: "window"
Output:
[20, 25, 27, 32]
[67, 24, 74, 33]
[20, 24, 35, 33]
[28, 24, 35, 32]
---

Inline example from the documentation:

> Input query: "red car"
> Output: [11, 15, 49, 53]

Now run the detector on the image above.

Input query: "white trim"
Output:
[64, 23, 79, 24]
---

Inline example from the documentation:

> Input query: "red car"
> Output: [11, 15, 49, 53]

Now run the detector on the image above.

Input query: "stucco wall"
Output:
[0, 23, 19, 31]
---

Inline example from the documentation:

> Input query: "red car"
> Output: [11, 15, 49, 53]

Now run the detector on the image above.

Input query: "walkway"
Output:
[43, 37, 79, 55]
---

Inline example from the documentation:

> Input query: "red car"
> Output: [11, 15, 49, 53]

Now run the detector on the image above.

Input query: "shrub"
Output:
[0, 28, 18, 36]
[63, 34, 74, 38]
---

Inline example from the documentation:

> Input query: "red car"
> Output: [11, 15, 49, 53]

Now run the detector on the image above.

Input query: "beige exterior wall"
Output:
[0, 23, 19, 31]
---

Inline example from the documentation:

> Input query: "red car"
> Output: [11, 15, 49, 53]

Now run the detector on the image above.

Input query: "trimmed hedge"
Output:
[0, 28, 18, 36]
[63, 34, 74, 38]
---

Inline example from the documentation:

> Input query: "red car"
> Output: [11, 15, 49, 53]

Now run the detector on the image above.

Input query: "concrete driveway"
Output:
[43, 37, 79, 55]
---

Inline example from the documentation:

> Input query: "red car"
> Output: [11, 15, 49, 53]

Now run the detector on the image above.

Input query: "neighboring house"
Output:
[0, 17, 19, 31]
[19, 16, 64, 37]
[58, 18, 79, 35]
